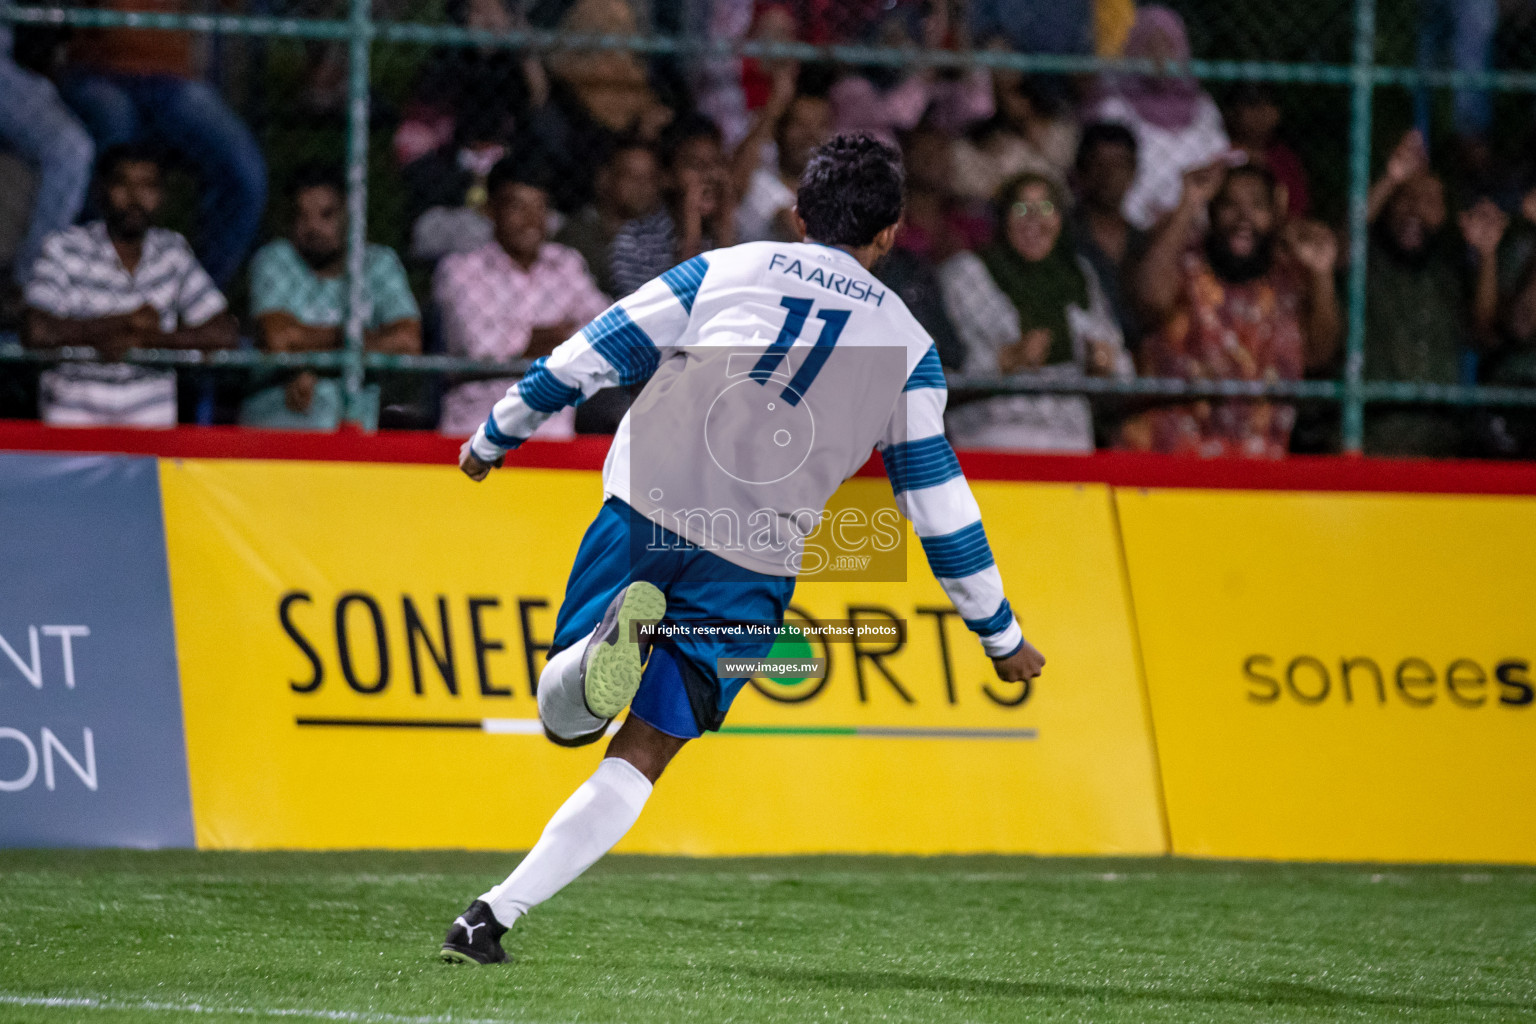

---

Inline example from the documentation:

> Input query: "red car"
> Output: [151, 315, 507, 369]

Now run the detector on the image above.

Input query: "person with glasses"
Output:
[938, 172, 1132, 452]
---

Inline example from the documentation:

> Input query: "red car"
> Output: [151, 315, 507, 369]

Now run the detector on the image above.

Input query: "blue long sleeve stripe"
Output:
[919, 521, 997, 579]
[903, 344, 946, 392]
[881, 435, 963, 495]
[660, 255, 709, 313]
[482, 414, 526, 450]
[518, 357, 583, 413]
[585, 306, 661, 385]
[963, 599, 1014, 637]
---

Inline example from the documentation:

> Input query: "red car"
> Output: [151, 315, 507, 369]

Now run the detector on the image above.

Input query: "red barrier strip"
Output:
[4, 420, 1536, 495]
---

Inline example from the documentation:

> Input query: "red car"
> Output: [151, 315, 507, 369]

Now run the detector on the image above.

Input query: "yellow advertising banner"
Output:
[159, 458, 1165, 855]
[1117, 487, 1536, 864]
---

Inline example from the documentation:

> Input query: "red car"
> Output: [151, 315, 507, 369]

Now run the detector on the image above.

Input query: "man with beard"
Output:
[1122, 161, 1340, 457]
[24, 143, 236, 426]
[241, 166, 421, 430]
[1362, 131, 1506, 457]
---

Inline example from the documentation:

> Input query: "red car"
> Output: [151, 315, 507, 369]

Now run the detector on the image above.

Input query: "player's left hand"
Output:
[992, 638, 1045, 682]
[459, 438, 503, 482]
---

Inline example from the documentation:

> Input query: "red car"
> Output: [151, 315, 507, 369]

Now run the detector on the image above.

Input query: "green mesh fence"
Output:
[4, 0, 1536, 454]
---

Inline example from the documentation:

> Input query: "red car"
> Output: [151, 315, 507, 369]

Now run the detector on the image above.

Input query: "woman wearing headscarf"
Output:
[1085, 4, 1229, 230]
[937, 172, 1133, 452]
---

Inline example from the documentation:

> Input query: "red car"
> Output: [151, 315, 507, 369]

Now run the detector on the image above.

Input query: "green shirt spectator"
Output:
[249, 238, 418, 332]
[240, 168, 421, 430]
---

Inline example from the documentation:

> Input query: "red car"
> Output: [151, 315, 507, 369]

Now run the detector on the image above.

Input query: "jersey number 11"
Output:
[748, 296, 851, 407]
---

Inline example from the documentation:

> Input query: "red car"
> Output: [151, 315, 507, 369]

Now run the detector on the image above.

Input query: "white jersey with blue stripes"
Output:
[469, 241, 1024, 658]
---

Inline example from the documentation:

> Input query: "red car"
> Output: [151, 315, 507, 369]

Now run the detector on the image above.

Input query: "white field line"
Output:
[0, 993, 556, 1024]
[478, 719, 545, 736]
[481, 719, 620, 736]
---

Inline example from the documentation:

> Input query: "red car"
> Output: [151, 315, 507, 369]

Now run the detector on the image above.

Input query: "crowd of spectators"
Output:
[5, 0, 1536, 459]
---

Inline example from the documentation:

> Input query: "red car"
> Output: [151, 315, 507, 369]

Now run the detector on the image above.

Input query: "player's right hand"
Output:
[459, 438, 503, 482]
[992, 638, 1045, 682]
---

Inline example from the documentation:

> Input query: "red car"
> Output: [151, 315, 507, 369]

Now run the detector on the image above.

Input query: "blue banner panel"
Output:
[0, 454, 193, 847]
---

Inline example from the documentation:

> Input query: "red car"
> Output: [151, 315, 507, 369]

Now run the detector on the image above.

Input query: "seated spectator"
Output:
[1120, 163, 1340, 458]
[610, 115, 737, 297]
[0, 23, 93, 320]
[23, 144, 236, 426]
[1488, 185, 1536, 456]
[1072, 122, 1147, 348]
[1361, 131, 1506, 457]
[952, 73, 1079, 203]
[403, 108, 512, 266]
[435, 157, 610, 439]
[555, 140, 664, 297]
[938, 172, 1132, 452]
[1224, 84, 1310, 220]
[731, 82, 833, 243]
[880, 125, 976, 370]
[58, 0, 266, 286]
[1086, 5, 1229, 231]
[875, 245, 965, 372]
[239, 167, 422, 432]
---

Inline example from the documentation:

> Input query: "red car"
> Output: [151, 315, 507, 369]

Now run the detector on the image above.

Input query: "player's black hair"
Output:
[795, 132, 905, 248]
[286, 163, 346, 202]
[486, 153, 553, 199]
[1074, 121, 1138, 171]
[95, 142, 163, 185]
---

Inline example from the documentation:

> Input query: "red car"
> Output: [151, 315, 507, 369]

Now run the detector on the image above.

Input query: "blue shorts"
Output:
[550, 498, 796, 739]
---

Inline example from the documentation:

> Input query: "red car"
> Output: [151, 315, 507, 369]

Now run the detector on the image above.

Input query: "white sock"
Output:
[537, 630, 605, 739]
[479, 757, 653, 927]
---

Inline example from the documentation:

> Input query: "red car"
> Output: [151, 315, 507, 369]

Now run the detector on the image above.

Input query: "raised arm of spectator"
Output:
[730, 64, 796, 199]
[1504, 191, 1536, 343]
[1460, 198, 1509, 350]
[1135, 162, 1224, 326]
[1368, 130, 1428, 225]
[1283, 220, 1342, 368]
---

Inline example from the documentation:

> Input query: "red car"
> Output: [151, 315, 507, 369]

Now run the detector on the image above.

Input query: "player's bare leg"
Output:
[603, 713, 689, 783]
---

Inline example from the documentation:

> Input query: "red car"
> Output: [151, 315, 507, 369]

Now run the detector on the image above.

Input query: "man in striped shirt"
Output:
[441, 133, 1045, 966]
[23, 143, 236, 426]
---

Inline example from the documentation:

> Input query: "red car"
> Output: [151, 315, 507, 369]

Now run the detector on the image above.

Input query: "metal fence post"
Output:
[1342, 0, 1377, 453]
[343, 0, 372, 426]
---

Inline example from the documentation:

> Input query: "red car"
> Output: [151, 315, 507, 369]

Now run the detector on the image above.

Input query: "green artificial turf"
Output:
[0, 850, 1532, 1023]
